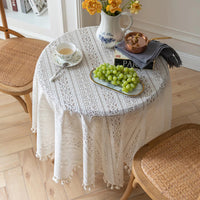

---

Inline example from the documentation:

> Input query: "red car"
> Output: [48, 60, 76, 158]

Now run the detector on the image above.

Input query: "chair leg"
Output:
[132, 179, 138, 189]
[120, 173, 135, 200]
[24, 93, 32, 121]
[12, 95, 28, 113]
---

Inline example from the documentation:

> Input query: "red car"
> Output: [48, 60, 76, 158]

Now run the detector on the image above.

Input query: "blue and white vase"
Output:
[96, 11, 133, 48]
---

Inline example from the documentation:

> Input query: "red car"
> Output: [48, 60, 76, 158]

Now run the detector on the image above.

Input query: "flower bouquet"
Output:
[82, 0, 142, 48]
[82, 0, 142, 16]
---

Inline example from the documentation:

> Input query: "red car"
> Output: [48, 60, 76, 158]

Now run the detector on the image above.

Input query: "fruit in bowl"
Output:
[125, 32, 148, 54]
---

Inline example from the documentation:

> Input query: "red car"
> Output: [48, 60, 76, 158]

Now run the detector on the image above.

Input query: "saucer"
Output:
[52, 48, 83, 68]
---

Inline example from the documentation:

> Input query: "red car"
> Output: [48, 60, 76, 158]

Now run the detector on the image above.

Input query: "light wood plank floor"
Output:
[0, 67, 200, 200]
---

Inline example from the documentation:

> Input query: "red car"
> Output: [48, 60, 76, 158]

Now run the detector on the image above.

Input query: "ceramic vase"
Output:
[96, 11, 133, 48]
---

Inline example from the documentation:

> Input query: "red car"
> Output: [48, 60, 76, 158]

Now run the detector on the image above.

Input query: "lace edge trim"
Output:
[124, 164, 132, 174]
[52, 166, 127, 191]
[31, 127, 37, 134]
[53, 174, 97, 191]
[52, 173, 124, 191]
[35, 152, 54, 161]
[101, 164, 131, 190]
[103, 177, 123, 190]
[52, 166, 96, 191]
[36, 153, 131, 191]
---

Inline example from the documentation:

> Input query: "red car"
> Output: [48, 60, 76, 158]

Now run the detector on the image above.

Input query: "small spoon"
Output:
[50, 62, 71, 82]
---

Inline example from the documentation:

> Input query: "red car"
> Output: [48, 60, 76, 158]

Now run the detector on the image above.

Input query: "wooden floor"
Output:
[0, 67, 200, 200]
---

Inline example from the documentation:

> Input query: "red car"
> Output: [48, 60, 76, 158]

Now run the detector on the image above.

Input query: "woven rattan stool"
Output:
[121, 123, 200, 200]
[0, 0, 48, 120]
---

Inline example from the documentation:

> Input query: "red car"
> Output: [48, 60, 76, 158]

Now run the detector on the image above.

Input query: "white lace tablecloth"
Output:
[32, 26, 172, 190]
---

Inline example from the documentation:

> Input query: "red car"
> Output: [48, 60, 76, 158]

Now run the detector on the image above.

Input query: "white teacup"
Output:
[55, 42, 77, 61]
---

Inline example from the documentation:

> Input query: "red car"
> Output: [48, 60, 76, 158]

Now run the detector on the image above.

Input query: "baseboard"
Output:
[178, 51, 200, 72]
[133, 18, 200, 46]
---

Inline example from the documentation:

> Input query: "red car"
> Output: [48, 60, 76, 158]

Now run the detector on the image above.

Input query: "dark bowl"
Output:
[125, 32, 148, 54]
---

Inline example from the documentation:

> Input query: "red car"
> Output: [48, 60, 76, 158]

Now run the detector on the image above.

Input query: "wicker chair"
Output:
[0, 0, 48, 120]
[121, 123, 200, 200]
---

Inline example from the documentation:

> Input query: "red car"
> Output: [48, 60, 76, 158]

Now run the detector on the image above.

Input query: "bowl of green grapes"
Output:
[90, 63, 144, 97]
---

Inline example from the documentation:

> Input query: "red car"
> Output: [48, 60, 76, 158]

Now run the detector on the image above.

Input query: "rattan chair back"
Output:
[0, 0, 48, 120]
[121, 123, 200, 200]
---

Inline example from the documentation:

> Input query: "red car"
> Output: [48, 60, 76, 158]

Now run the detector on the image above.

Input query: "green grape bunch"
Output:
[93, 63, 140, 93]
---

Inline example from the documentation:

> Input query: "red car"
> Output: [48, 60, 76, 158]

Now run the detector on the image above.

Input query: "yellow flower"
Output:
[130, 1, 142, 14]
[108, 0, 122, 5]
[106, 0, 122, 13]
[82, 0, 102, 15]
[82, 0, 142, 16]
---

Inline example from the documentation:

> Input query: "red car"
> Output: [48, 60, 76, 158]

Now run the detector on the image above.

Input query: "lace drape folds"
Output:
[32, 27, 172, 189]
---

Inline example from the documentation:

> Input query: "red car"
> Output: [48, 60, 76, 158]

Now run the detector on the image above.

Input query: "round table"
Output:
[32, 26, 172, 190]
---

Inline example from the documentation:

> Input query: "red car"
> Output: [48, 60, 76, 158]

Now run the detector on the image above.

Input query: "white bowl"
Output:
[55, 42, 77, 61]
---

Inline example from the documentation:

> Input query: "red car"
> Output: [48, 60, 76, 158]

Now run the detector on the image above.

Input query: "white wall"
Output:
[136, 0, 200, 35]
[79, 0, 200, 45]
[132, 0, 200, 45]
[81, 9, 100, 27]
[63, 0, 99, 31]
